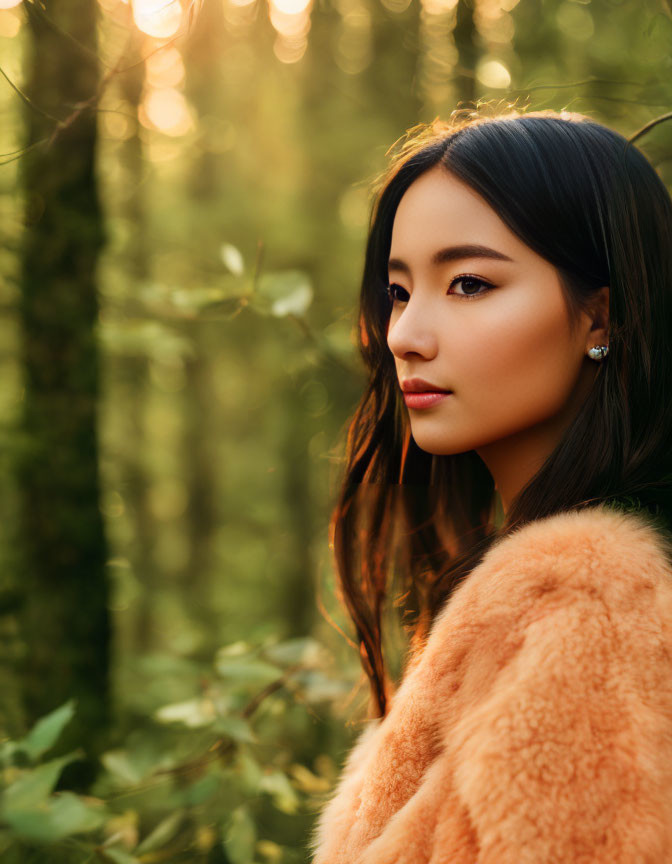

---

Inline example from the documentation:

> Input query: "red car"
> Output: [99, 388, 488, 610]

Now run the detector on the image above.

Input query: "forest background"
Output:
[0, 0, 671, 861]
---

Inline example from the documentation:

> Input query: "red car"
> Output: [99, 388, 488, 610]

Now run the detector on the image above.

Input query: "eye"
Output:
[449, 275, 494, 299]
[384, 276, 493, 304]
[384, 282, 409, 304]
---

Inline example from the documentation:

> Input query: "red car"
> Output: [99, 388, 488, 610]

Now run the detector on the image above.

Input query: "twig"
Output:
[0, 138, 51, 166]
[628, 111, 672, 145]
[0, 64, 64, 124]
[241, 663, 302, 718]
[509, 76, 646, 93]
[29, 1, 100, 63]
[0, 139, 47, 159]
[112, 33, 184, 75]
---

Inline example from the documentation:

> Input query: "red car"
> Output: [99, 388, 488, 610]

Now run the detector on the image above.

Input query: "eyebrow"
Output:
[388, 244, 514, 275]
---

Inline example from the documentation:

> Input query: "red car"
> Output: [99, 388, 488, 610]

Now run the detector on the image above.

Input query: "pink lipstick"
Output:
[401, 377, 453, 409]
[403, 391, 452, 409]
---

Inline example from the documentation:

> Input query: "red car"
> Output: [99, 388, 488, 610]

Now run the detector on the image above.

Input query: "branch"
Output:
[0, 64, 64, 124]
[510, 76, 646, 93]
[0, 2, 203, 155]
[628, 111, 672, 145]
[0, 138, 50, 166]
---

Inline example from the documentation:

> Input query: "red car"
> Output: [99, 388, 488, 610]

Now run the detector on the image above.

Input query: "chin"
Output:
[410, 432, 472, 457]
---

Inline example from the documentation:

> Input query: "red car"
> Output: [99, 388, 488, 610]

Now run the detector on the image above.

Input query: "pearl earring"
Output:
[587, 344, 609, 361]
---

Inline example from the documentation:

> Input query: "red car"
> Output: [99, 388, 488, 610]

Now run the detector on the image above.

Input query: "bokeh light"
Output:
[272, 0, 309, 14]
[268, 0, 311, 37]
[0, 8, 21, 34]
[141, 86, 193, 136]
[145, 45, 186, 88]
[476, 57, 512, 89]
[132, 0, 182, 37]
[420, 0, 457, 15]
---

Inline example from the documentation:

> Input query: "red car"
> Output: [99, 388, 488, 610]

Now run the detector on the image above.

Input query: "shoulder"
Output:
[440, 506, 672, 861]
[496, 500, 672, 581]
[406, 502, 672, 738]
[309, 505, 672, 863]
[431, 502, 672, 640]
[351, 504, 672, 715]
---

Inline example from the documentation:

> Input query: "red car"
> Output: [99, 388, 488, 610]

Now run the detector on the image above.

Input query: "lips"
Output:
[400, 378, 453, 408]
[401, 377, 452, 394]
[402, 391, 452, 409]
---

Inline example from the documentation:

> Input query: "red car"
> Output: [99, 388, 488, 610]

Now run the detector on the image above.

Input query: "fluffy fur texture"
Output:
[308, 504, 672, 863]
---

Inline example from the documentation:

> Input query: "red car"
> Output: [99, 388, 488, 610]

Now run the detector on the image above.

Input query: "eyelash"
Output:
[383, 275, 494, 303]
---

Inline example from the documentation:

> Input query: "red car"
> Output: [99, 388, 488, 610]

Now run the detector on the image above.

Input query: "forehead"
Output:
[389, 167, 522, 264]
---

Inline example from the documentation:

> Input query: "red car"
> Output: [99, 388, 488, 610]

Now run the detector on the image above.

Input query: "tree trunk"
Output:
[115, 28, 160, 656]
[180, 0, 226, 651]
[17, 0, 110, 785]
[454, 0, 477, 106]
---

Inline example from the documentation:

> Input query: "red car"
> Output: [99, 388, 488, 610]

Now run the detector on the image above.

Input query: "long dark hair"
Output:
[330, 108, 672, 719]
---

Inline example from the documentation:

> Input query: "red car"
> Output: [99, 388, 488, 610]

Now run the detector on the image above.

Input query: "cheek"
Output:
[448, 293, 580, 427]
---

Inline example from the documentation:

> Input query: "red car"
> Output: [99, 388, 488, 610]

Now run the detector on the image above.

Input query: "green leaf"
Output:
[259, 770, 300, 814]
[255, 270, 313, 317]
[211, 714, 256, 743]
[236, 750, 263, 795]
[223, 805, 256, 864]
[217, 640, 253, 657]
[170, 287, 238, 313]
[100, 750, 146, 787]
[153, 698, 216, 728]
[271, 284, 312, 317]
[220, 243, 245, 275]
[99, 734, 181, 789]
[136, 809, 185, 854]
[16, 700, 76, 761]
[214, 656, 280, 684]
[289, 762, 331, 793]
[296, 669, 354, 703]
[99, 847, 141, 864]
[262, 637, 325, 667]
[0, 740, 19, 767]
[180, 772, 221, 807]
[1, 751, 82, 811]
[2, 791, 106, 843]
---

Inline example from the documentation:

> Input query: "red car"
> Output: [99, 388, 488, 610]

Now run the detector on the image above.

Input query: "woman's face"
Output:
[386, 165, 606, 482]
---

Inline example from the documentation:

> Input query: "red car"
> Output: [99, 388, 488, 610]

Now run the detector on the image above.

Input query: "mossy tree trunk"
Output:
[17, 0, 110, 781]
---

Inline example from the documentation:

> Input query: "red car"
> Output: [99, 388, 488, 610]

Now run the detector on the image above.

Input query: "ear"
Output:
[585, 285, 610, 351]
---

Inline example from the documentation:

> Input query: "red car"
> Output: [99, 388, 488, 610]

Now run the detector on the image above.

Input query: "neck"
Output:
[477, 427, 552, 517]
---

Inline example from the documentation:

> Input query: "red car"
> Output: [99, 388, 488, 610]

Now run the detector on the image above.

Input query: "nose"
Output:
[386, 298, 439, 361]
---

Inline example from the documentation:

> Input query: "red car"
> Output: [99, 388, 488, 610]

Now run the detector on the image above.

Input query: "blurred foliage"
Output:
[0, 635, 357, 862]
[1, 0, 672, 859]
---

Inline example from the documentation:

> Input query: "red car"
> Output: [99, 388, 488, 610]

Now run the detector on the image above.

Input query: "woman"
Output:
[309, 109, 672, 863]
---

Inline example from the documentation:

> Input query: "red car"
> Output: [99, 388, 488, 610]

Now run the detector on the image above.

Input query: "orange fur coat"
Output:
[309, 504, 672, 863]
